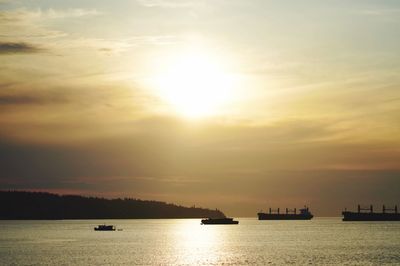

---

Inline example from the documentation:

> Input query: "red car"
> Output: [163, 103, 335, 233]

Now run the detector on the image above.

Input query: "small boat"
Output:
[94, 224, 116, 231]
[201, 217, 239, 225]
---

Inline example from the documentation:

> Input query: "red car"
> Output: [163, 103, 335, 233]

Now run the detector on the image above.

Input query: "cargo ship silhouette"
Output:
[258, 206, 313, 220]
[342, 205, 400, 221]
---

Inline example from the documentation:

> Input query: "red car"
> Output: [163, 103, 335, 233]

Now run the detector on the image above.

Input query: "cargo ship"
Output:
[342, 205, 400, 221]
[257, 206, 313, 220]
[201, 217, 239, 225]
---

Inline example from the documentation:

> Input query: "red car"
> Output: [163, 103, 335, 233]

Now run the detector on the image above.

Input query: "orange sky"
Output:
[1, 0, 399, 216]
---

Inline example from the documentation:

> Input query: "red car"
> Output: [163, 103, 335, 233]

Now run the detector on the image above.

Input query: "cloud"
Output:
[0, 95, 43, 105]
[52, 37, 134, 54]
[0, 42, 43, 54]
[39, 8, 102, 19]
[0, 8, 101, 23]
[0, 117, 399, 215]
[0, 92, 68, 105]
[0, 8, 101, 40]
[0, 7, 133, 54]
[358, 8, 400, 16]
[136, 0, 202, 8]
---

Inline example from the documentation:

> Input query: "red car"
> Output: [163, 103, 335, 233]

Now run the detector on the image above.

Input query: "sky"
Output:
[1, 0, 399, 216]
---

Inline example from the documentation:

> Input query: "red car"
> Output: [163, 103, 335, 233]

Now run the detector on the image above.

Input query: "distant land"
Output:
[0, 191, 225, 220]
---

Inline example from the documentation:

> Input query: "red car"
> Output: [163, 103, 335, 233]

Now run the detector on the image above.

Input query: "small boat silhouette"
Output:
[201, 217, 239, 225]
[94, 224, 116, 231]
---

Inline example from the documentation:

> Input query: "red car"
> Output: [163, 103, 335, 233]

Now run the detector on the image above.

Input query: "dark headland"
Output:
[0, 191, 225, 220]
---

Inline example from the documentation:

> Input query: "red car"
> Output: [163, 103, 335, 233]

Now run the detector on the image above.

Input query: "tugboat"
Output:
[342, 205, 400, 221]
[94, 224, 116, 231]
[257, 206, 313, 220]
[201, 217, 239, 225]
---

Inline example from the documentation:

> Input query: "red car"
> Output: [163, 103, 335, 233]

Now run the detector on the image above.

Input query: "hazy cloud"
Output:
[0, 8, 101, 40]
[136, 0, 202, 8]
[0, 8, 101, 23]
[0, 95, 44, 105]
[0, 92, 68, 105]
[0, 42, 43, 54]
[1, 117, 399, 215]
[358, 8, 400, 16]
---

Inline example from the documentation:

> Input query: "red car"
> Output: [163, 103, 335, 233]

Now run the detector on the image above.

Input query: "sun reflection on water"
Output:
[171, 219, 223, 265]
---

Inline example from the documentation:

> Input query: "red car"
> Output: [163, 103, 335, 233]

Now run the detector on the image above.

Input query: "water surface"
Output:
[0, 218, 399, 265]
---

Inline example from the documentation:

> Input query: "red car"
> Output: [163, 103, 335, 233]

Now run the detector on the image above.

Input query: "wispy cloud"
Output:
[0, 93, 65, 105]
[0, 8, 102, 39]
[357, 8, 400, 16]
[136, 0, 202, 8]
[0, 8, 101, 23]
[0, 42, 43, 54]
[48, 35, 179, 54]
[0, 95, 39, 105]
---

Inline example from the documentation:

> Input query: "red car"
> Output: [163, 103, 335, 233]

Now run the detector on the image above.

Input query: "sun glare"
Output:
[151, 51, 237, 118]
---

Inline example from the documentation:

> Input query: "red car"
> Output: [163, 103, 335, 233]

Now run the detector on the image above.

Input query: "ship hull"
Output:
[257, 213, 313, 220]
[342, 212, 400, 221]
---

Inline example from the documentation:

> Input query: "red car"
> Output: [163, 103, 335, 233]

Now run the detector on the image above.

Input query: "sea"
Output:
[0, 218, 399, 265]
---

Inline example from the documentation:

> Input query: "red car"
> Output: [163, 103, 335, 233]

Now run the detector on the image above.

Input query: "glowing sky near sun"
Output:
[0, 0, 399, 215]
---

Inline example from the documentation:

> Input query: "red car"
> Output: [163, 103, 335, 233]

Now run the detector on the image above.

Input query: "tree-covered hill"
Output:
[0, 191, 225, 220]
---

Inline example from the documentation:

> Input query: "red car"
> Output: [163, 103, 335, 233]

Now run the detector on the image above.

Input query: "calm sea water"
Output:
[0, 218, 399, 265]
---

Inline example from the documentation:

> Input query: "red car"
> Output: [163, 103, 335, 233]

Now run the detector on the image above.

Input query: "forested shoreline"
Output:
[0, 191, 225, 220]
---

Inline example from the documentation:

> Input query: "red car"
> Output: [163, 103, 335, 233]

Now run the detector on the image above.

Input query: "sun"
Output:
[150, 50, 237, 118]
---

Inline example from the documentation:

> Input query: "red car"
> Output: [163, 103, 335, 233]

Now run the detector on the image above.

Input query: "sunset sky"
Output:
[1, 0, 399, 216]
